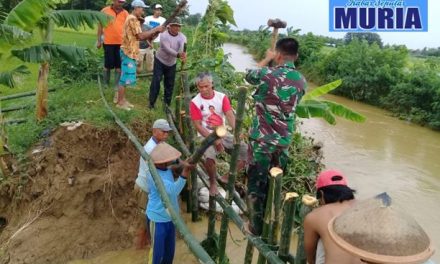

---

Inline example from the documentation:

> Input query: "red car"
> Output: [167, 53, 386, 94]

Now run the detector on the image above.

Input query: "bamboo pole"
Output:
[188, 126, 227, 164]
[181, 70, 199, 222]
[165, 107, 248, 215]
[0, 105, 30, 113]
[207, 196, 217, 237]
[269, 173, 283, 246]
[174, 96, 183, 134]
[218, 86, 247, 263]
[278, 192, 299, 262]
[137, 68, 188, 78]
[294, 195, 318, 264]
[257, 167, 283, 264]
[0, 88, 56, 101]
[2, 119, 27, 125]
[97, 78, 215, 264]
[244, 240, 255, 264]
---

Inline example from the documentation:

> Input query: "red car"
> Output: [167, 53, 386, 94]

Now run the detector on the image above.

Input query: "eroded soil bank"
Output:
[0, 123, 151, 264]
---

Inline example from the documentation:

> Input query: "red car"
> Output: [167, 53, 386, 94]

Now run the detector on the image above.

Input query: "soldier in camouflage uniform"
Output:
[245, 38, 307, 235]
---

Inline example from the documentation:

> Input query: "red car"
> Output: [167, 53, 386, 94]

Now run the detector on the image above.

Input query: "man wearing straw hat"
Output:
[304, 169, 360, 264]
[146, 142, 194, 264]
[327, 192, 435, 264]
[134, 119, 172, 249]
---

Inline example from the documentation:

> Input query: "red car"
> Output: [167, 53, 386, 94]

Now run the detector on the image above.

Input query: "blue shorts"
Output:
[119, 50, 137, 87]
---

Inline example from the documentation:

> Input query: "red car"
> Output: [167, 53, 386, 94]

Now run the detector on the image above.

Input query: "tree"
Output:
[311, 39, 407, 104]
[344, 32, 383, 48]
[2, 0, 110, 120]
[142, 0, 188, 17]
[184, 13, 202, 26]
[57, 0, 107, 11]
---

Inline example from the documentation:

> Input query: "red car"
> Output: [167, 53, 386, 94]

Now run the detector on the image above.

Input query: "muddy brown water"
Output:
[71, 43, 439, 263]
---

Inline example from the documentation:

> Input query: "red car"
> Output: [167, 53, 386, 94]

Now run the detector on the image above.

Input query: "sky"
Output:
[188, 0, 440, 49]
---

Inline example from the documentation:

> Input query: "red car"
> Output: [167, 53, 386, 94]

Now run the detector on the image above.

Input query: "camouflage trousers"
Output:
[246, 140, 288, 236]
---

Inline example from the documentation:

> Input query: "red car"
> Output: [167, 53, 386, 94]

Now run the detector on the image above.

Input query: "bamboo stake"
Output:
[181, 56, 199, 222]
[207, 196, 217, 237]
[97, 78, 214, 264]
[0, 88, 56, 101]
[36, 62, 50, 121]
[269, 173, 283, 246]
[174, 95, 183, 134]
[166, 107, 248, 215]
[257, 167, 283, 264]
[218, 86, 247, 263]
[244, 240, 255, 264]
[294, 195, 318, 264]
[278, 192, 299, 262]
[212, 187, 284, 264]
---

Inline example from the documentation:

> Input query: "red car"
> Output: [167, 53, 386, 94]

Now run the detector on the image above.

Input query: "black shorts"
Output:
[103, 44, 121, 69]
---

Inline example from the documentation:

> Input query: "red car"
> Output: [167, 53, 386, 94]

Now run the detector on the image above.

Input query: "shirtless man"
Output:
[304, 169, 362, 264]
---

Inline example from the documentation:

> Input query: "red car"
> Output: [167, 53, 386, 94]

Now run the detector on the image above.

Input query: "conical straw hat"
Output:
[150, 143, 181, 164]
[328, 192, 434, 264]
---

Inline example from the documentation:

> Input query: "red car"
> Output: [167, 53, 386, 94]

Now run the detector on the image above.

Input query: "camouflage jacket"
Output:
[246, 61, 307, 147]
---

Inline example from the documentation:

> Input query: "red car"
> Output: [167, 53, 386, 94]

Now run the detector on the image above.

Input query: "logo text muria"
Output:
[329, 0, 428, 32]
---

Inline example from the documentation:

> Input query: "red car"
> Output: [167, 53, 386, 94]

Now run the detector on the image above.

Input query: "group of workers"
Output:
[97, 1, 434, 264]
[97, 0, 185, 111]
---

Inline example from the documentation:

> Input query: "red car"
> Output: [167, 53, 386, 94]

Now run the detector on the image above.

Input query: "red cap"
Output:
[316, 169, 348, 189]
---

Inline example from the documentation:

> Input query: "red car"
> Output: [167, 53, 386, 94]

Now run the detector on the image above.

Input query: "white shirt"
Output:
[135, 137, 158, 193]
[143, 15, 166, 43]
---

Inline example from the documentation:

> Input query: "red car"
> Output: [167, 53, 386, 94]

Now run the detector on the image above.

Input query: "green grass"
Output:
[4, 77, 165, 154]
[0, 28, 100, 96]
[1, 28, 166, 155]
[53, 28, 98, 49]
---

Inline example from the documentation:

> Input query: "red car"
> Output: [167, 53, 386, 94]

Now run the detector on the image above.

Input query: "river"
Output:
[223, 42, 440, 262]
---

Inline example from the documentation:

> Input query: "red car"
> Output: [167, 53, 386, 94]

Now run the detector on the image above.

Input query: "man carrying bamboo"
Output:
[134, 119, 172, 249]
[245, 37, 307, 235]
[189, 72, 248, 195]
[146, 142, 195, 264]
[117, 0, 164, 110]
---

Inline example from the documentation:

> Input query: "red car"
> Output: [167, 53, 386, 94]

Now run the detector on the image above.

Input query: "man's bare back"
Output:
[304, 200, 363, 264]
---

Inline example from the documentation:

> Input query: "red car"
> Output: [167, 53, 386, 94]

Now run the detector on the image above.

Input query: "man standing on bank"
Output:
[148, 18, 187, 109]
[245, 37, 307, 235]
[117, 0, 164, 110]
[97, 0, 129, 90]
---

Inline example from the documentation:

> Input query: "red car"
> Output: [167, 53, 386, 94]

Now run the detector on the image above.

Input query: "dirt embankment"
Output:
[0, 123, 151, 264]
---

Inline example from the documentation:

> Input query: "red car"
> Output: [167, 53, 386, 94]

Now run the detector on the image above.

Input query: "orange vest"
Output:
[101, 6, 129, 45]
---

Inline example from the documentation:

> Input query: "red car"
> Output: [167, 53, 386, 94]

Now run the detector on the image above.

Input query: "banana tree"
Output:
[2, 0, 110, 120]
[297, 79, 366, 124]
